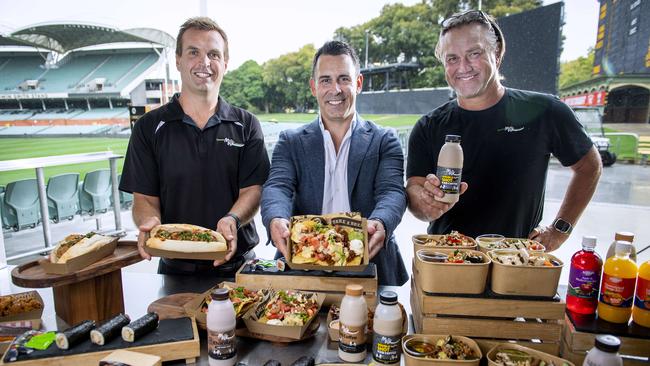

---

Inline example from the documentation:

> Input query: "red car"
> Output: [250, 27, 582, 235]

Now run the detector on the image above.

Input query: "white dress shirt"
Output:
[320, 114, 357, 214]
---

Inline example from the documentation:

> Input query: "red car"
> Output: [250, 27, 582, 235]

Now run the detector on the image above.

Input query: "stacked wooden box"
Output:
[410, 276, 567, 356]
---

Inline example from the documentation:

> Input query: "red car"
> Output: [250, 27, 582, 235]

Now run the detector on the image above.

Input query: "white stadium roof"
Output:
[1, 21, 175, 53]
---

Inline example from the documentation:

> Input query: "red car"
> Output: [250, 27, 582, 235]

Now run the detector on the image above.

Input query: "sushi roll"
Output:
[121, 312, 159, 342]
[90, 313, 130, 345]
[56, 319, 95, 350]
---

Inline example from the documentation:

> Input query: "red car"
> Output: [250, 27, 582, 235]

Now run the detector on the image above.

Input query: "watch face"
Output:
[554, 219, 571, 233]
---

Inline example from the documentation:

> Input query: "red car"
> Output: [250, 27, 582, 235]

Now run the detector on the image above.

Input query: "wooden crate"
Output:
[561, 314, 650, 365]
[411, 276, 566, 356]
[235, 265, 377, 307]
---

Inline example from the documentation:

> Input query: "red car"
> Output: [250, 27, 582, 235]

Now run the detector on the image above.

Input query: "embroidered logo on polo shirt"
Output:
[497, 126, 525, 133]
[216, 137, 244, 147]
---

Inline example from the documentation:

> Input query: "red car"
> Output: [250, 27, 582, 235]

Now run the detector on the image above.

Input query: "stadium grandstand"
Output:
[0, 22, 177, 134]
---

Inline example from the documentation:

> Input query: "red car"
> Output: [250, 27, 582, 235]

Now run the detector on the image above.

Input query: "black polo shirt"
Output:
[120, 94, 270, 259]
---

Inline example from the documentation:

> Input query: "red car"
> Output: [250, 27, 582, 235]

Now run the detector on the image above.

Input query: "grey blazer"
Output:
[261, 117, 408, 286]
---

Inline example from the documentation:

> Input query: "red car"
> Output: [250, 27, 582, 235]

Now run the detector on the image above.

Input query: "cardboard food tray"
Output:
[144, 244, 226, 261]
[412, 234, 477, 255]
[476, 237, 545, 253]
[0, 292, 44, 323]
[489, 250, 563, 297]
[183, 281, 269, 329]
[486, 343, 574, 366]
[242, 291, 326, 340]
[402, 334, 482, 366]
[413, 249, 491, 294]
[39, 237, 118, 275]
[287, 213, 369, 272]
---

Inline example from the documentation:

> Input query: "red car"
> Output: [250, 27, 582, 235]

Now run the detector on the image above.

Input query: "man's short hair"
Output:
[434, 10, 506, 65]
[176, 17, 229, 62]
[311, 41, 361, 78]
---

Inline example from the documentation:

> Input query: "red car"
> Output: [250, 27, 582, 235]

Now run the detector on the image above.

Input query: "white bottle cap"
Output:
[614, 241, 632, 256]
[581, 236, 597, 249]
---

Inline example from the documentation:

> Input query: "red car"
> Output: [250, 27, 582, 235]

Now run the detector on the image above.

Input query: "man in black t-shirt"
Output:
[119, 17, 270, 276]
[406, 10, 602, 251]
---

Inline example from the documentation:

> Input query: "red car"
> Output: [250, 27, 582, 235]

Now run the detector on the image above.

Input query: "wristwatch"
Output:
[225, 213, 242, 231]
[552, 217, 573, 234]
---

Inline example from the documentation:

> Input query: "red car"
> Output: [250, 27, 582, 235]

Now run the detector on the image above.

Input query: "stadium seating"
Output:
[46, 173, 79, 222]
[0, 55, 44, 91]
[2, 179, 40, 231]
[79, 169, 111, 215]
[39, 54, 108, 92]
[109, 174, 133, 209]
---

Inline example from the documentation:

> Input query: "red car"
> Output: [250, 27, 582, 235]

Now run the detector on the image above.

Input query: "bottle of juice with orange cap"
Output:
[597, 242, 637, 324]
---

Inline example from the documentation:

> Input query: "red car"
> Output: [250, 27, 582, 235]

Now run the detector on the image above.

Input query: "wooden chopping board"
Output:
[147, 293, 198, 320]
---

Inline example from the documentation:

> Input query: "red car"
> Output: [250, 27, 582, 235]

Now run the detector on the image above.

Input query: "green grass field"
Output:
[0, 114, 418, 186]
[0, 118, 637, 187]
[0, 138, 129, 186]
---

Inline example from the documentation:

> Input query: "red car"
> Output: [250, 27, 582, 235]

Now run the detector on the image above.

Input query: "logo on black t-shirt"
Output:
[497, 126, 525, 133]
[216, 137, 244, 147]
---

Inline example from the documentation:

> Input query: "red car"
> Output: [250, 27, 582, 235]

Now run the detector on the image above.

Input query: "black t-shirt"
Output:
[407, 88, 593, 238]
[119, 94, 270, 258]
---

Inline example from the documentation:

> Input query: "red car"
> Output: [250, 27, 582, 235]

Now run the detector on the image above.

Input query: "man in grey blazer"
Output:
[261, 41, 408, 286]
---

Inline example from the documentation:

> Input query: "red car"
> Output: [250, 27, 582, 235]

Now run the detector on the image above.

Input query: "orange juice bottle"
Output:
[632, 260, 650, 327]
[597, 242, 637, 324]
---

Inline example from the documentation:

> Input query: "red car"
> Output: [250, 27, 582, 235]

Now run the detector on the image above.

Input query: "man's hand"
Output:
[215, 216, 238, 266]
[137, 216, 160, 260]
[528, 225, 568, 252]
[413, 174, 468, 221]
[270, 218, 290, 259]
[367, 219, 386, 259]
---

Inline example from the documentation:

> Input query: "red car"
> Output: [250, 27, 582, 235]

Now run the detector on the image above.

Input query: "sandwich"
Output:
[50, 232, 115, 263]
[146, 223, 227, 253]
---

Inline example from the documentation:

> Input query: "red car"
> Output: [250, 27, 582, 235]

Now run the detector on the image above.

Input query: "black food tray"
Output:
[4, 317, 194, 362]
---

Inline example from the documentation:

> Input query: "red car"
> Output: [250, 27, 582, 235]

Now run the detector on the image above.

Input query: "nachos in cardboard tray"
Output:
[289, 213, 368, 270]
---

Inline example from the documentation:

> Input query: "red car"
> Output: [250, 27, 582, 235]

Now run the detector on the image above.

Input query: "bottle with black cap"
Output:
[372, 291, 403, 366]
[207, 288, 237, 366]
[435, 134, 463, 204]
[582, 335, 623, 366]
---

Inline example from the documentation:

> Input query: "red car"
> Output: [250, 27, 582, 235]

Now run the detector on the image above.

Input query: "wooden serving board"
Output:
[11, 241, 141, 288]
[11, 241, 142, 325]
[0, 317, 200, 365]
[147, 293, 198, 320]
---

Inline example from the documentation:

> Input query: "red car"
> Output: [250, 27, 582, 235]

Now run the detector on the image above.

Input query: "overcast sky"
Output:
[0, 0, 599, 69]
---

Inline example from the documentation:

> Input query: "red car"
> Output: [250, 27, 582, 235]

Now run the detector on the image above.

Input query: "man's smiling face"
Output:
[176, 28, 228, 97]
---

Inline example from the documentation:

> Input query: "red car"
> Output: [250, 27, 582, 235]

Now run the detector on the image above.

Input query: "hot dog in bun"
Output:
[146, 224, 227, 253]
[50, 232, 116, 263]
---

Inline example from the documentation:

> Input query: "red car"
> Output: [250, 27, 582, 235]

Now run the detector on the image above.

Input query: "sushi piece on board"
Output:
[90, 314, 130, 346]
[55, 319, 95, 350]
[121, 312, 159, 342]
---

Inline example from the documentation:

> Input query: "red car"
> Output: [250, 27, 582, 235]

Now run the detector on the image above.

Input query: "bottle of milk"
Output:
[435, 134, 463, 204]
[339, 284, 368, 362]
[207, 288, 237, 366]
[372, 291, 403, 366]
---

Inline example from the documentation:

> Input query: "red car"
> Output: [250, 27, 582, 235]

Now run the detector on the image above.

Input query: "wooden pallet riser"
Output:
[420, 316, 563, 342]
[411, 276, 566, 356]
[236, 272, 377, 307]
[562, 315, 650, 363]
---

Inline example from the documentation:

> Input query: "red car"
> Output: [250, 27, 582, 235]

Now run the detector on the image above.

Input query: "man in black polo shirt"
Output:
[406, 10, 602, 251]
[120, 17, 270, 276]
